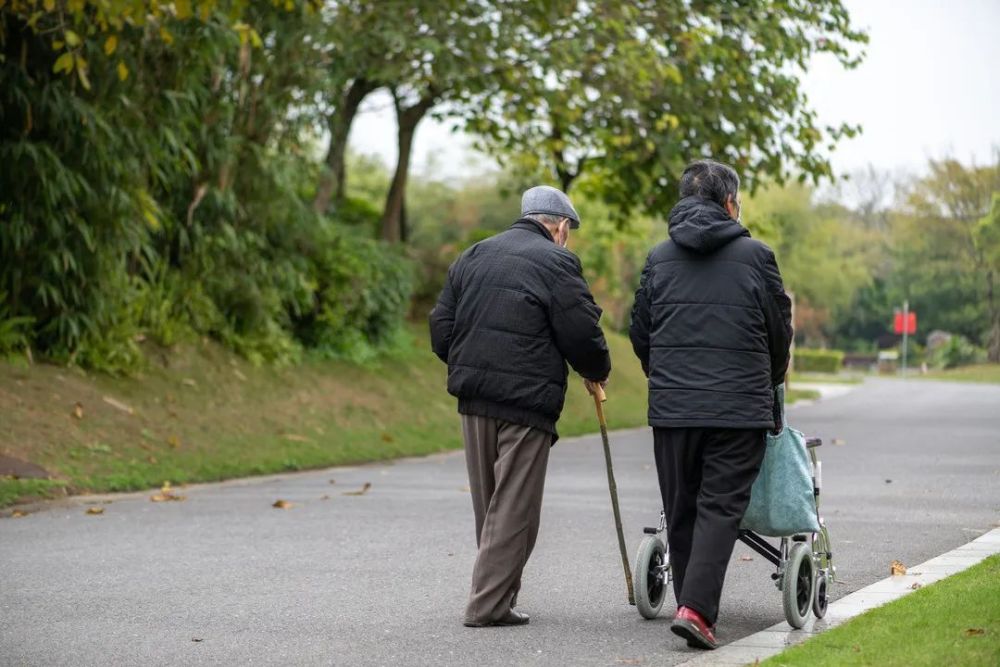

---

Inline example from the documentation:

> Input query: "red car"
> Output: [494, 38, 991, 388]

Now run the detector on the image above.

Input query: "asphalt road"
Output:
[2, 378, 998, 666]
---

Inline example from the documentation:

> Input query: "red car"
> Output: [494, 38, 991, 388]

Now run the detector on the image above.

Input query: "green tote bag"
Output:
[740, 384, 821, 537]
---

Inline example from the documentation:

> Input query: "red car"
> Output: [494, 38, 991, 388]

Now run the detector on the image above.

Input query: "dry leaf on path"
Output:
[964, 628, 985, 637]
[890, 559, 907, 575]
[342, 482, 372, 496]
[11, 510, 27, 518]
[150, 481, 185, 502]
[192, 637, 204, 642]
[85, 507, 104, 515]
[320, 494, 331, 500]
[328, 479, 336, 485]
[740, 555, 754, 561]
[72, 402, 84, 420]
[102, 395, 135, 415]
[272, 499, 293, 509]
[910, 582, 922, 590]
[832, 438, 846, 446]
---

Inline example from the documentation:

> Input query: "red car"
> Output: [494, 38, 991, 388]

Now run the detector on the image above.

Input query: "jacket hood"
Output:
[667, 196, 750, 253]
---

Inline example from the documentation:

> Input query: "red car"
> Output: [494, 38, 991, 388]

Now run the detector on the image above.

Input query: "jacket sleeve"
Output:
[429, 261, 460, 363]
[628, 255, 653, 377]
[548, 253, 612, 382]
[760, 248, 793, 386]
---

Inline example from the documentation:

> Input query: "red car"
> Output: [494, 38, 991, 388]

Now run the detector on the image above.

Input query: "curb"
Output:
[677, 527, 1000, 666]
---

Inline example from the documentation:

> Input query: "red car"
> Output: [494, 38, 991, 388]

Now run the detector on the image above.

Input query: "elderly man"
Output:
[430, 185, 611, 628]
[629, 160, 792, 649]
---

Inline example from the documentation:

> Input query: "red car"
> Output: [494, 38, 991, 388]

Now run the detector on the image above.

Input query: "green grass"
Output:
[0, 324, 818, 508]
[762, 554, 1000, 667]
[790, 372, 864, 385]
[920, 364, 1000, 384]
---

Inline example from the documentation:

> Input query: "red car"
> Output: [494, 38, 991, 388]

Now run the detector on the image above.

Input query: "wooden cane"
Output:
[588, 381, 636, 605]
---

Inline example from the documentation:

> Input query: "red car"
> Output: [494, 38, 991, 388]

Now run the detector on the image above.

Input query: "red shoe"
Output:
[671, 606, 718, 650]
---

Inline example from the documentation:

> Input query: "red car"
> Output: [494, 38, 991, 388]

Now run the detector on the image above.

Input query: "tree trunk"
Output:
[380, 91, 436, 243]
[314, 78, 376, 214]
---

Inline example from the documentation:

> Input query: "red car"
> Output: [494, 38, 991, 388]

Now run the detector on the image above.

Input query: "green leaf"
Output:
[52, 52, 74, 74]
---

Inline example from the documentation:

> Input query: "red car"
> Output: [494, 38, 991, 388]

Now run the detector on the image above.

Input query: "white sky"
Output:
[346, 0, 1000, 182]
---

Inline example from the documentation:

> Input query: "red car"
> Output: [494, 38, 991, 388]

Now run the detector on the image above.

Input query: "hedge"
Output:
[794, 348, 844, 373]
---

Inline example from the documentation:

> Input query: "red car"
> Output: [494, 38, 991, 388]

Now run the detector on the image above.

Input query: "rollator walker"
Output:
[631, 436, 834, 629]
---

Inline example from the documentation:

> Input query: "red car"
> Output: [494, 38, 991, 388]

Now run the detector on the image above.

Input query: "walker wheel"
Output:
[813, 572, 829, 619]
[782, 542, 815, 629]
[633, 535, 668, 619]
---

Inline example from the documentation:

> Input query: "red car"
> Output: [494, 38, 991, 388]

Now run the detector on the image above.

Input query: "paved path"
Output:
[2, 379, 998, 666]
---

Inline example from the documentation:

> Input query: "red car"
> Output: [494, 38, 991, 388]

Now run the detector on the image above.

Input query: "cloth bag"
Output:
[740, 385, 821, 537]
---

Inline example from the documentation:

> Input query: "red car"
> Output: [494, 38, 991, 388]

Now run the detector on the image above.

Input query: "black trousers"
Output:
[653, 427, 766, 625]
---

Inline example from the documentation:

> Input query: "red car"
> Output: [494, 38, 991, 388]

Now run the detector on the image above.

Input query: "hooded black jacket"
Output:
[629, 197, 792, 429]
[429, 218, 611, 439]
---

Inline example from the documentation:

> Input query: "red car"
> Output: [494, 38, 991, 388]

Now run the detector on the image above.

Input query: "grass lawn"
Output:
[762, 554, 1000, 667]
[0, 325, 651, 507]
[789, 372, 864, 385]
[0, 324, 818, 508]
[920, 364, 1000, 384]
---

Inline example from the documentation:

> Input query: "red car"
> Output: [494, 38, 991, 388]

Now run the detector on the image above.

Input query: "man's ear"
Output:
[725, 195, 738, 220]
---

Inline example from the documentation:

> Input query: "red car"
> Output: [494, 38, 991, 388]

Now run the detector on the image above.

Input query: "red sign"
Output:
[893, 311, 917, 335]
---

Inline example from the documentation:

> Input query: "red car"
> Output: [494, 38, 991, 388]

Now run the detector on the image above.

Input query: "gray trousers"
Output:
[461, 414, 552, 625]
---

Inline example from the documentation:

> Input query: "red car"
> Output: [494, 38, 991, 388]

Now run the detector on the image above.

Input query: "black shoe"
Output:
[463, 609, 530, 627]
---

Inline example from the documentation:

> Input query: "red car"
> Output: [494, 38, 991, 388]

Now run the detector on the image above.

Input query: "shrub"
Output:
[793, 348, 844, 373]
[927, 335, 987, 369]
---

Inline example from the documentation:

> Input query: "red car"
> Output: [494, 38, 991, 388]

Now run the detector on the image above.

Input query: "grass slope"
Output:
[762, 554, 1000, 667]
[0, 327, 650, 507]
[1, 326, 817, 508]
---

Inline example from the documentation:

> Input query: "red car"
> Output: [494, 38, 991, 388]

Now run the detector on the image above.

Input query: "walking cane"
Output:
[588, 381, 636, 605]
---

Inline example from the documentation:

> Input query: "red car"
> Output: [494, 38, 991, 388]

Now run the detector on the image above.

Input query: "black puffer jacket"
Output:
[629, 197, 792, 429]
[429, 218, 611, 439]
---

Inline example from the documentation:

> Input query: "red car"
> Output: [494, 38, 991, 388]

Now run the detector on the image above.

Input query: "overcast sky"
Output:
[346, 0, 1000, 182]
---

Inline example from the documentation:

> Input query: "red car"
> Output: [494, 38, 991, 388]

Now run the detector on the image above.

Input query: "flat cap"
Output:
[521, 185, 581, 229]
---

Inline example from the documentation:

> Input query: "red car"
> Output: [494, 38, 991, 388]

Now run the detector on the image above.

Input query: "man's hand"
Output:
[583, 378, 609, 397]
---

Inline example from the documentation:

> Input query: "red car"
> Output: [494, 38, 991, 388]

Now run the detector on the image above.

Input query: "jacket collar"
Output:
[511, 217, 555, 242]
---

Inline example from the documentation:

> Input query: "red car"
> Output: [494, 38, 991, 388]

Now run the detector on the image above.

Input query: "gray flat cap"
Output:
[521, 185, 581, 229]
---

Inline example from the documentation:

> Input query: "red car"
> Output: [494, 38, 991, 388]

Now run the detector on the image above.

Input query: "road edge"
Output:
[677, 527, 1000, 666]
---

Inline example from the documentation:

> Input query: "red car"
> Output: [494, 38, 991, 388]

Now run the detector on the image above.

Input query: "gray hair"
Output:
[679, 159, 740, 209]
[524, 213, 570, 227]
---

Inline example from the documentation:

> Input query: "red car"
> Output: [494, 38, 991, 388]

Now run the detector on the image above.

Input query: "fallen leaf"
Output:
[852, 645, 860, 653]
[150, 481, 185, 502]
[233, 369, 247, 381]
[102, 395, 135, 415]
[890, 560, 907, 575]
[740, 555, 754, 561]
[885, 479, 893, 484]
[381, 432, 394, 443]
[72, 402, 84, 419]
[11, 510, 27, 518]
[273, 499, 293, 509]
[85, 506, 104, 515]
[192, 637, 204, 642]
[342, 482, 372, 496]
[910, 582, 922, 590]
[147, 456, 158, 464]
[328, 479, 336, 485]
[832, 438, 846, 446]
[964, 628, 985, 637]
[167, 435, 180, 449]
[283, 434, 310, 443]
[320, 494, 331, 500]
[182, 378, 197, 387]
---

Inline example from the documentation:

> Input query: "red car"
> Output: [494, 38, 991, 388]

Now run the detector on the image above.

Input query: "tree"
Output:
[974, 193, 1000, 361]
[893, 156, 1000, 350]
[467, 1, 867, 217]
